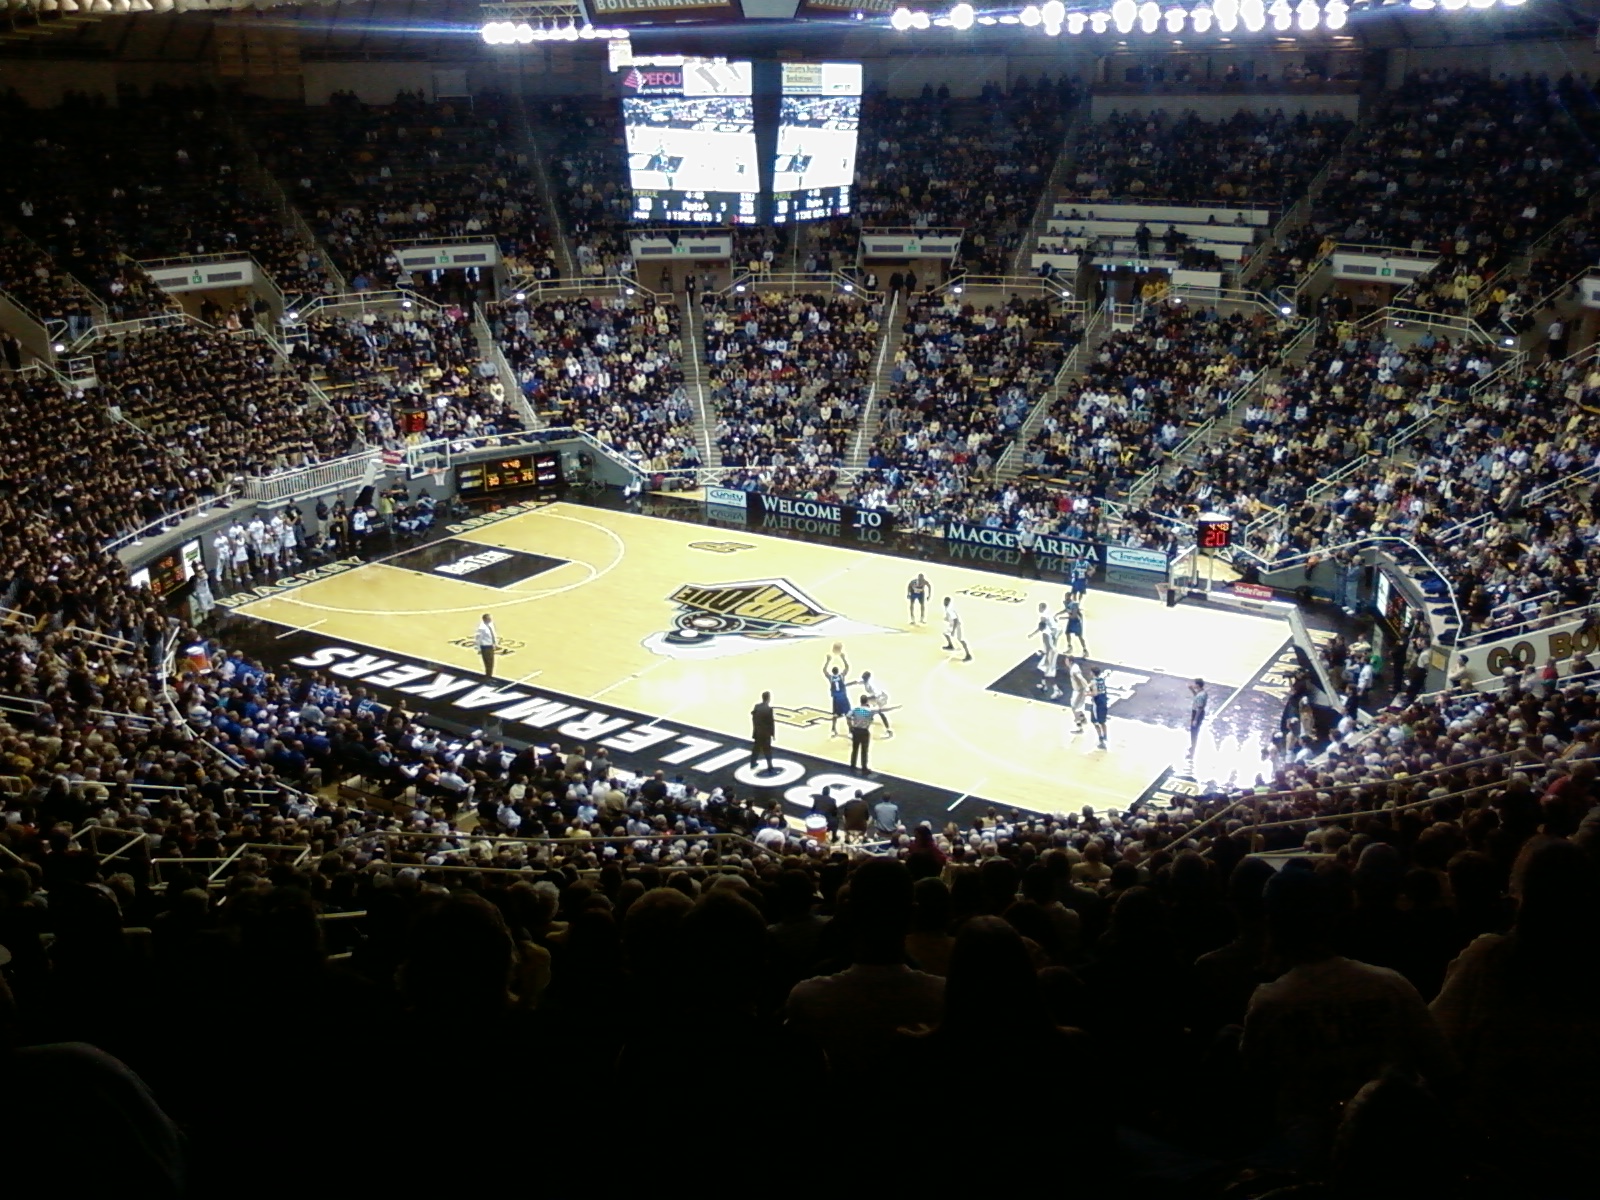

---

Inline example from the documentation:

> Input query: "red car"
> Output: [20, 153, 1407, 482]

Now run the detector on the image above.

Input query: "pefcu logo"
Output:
[435, 550, 512, 577]
[644, 577, 891, 660]
[623, 68, 682, 92]
[688, 541, 755, 554]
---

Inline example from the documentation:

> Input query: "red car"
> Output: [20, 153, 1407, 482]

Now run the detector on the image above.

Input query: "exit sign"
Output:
[1380, 267, 1393, 276]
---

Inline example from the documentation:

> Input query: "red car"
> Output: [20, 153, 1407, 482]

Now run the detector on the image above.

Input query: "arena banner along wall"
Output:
[944, 519, 1103, 564]
[1456, 614, 1600, 684]
[703, 488, 894, 542]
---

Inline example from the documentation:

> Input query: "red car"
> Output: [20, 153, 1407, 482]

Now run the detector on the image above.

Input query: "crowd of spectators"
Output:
[0, 227, 102, 336]
[1295, 72, 1600, 321]
[291, 305, 522, 448]
[532, 99, 631, 280]
[0, 96, 168, 322]
[488, 294, 699, 473]
[0, 89, 346, 345]
[702, 290, 881, 485]
[1022, 302, 1287, 493]
[854, 293, 1076, 529]
[1066, 108, 1352, 208]
[1139, 322, 1501, 555]
[7, 72, 1600, 1198]
[4, 577, 1600, 1193]
[93, 324, 359, 481]
[249, 90, 558, 288]
[855, 79, 1074, 274]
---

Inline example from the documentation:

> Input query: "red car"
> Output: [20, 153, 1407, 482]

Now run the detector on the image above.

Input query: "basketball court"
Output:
[223, 501, 1297, 825]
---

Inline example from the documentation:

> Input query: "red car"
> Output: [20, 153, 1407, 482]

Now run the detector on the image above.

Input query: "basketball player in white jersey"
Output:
[941, 596, 971, 661]
[1030, 602, 1062, 698]
[212, 530, 233, 586]
[1065, 655, 1091, 732]
[858, 669, 894, 736]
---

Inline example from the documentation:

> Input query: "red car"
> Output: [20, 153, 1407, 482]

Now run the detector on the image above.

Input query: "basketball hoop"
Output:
[430, 467, 446, 486]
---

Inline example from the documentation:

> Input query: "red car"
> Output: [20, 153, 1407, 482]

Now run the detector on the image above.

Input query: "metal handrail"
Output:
[70, 310, 187, 352]
[473, 301, 541, 431]
[239, 450, 380, 503]
[936, 272, 1078, 304]
[859, 225, 966, 238]
[718, 270, 884, 304]
[1234, 534, 1465, 636]
[997, 294, 1108, 478]
[283, 287, 447, 324]
[1456, 600, 1600, 650]
[104, 490, 242, 556]
[505, 274, 667, 304]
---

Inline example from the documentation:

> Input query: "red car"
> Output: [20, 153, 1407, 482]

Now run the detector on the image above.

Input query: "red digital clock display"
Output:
[1198, 518, 1233, 549]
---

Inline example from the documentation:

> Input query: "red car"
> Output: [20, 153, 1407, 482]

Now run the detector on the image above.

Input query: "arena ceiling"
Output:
[0, 0, 1595, 60]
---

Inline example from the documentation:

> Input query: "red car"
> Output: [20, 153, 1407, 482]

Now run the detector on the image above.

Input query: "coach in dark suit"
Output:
[750, 691, 776, 771]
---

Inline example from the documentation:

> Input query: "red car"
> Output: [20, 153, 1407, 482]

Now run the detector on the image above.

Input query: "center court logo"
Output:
[644, 577, 894, 660]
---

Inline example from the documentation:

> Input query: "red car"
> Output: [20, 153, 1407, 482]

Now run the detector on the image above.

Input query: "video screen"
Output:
[773, 62, 861, 224]
[623, 61, 757, 225]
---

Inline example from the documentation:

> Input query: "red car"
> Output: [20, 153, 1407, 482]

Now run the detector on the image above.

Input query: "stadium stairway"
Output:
[847, 291, 902, 471]
[681, 295, 721, 471]
[1011, 105, 1091, 277]
[505, 92, 579, 283]
[1234, 121, 1363, 292]
[995, 296, 1110, 486]
[218, 108, 350, 297]
[1120, 314, 1324, 509]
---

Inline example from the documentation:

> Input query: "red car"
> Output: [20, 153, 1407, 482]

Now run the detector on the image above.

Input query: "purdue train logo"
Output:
[448, 636, 525, 658]
[645, 578, 892, 660]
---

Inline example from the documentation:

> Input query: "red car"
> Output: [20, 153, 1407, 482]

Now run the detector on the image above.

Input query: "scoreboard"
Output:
[456, 451, 562, 498]
[130, 538, 204, 601]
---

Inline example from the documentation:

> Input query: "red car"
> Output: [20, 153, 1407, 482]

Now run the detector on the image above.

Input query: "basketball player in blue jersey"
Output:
[1069, 559, 1090, 602]
[906, 573, 931, 624]
[1089, 665, 1109, 749]
[823, 651, 852, 737]
[1058, 593, 1089, 657]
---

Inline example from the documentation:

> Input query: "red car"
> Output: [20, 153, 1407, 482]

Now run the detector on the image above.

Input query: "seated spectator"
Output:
[857, 292, 1076, 526]
[703, 290, 881, 487]
[490, 294, 697, 473]
[785, 858, 944, 1073]
[1065, 108, 1352, 207]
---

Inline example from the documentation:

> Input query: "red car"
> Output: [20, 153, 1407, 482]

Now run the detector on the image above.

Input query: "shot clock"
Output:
[1197, 513, 1234, 551]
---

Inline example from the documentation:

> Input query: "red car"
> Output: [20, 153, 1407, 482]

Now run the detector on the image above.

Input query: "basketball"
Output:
[832, 642, 844, 655]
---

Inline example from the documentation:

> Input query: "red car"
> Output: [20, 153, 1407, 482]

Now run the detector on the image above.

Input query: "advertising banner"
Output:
[1105, 544, 1171, 574]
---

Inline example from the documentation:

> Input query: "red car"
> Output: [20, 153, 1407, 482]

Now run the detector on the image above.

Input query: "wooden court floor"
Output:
[233, 502, 1291, 814]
